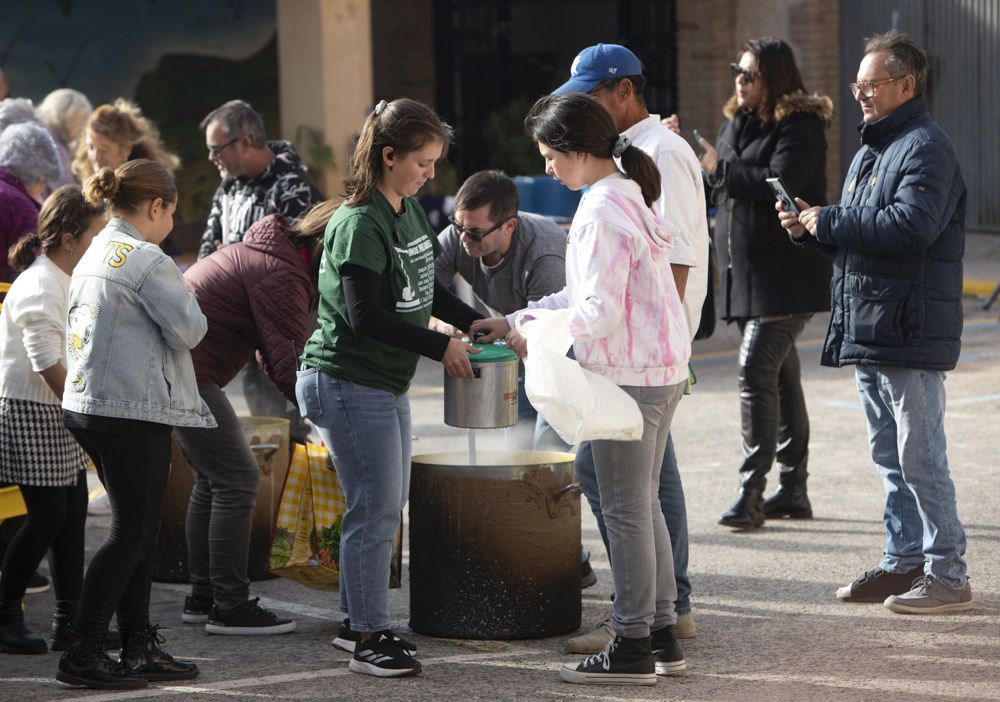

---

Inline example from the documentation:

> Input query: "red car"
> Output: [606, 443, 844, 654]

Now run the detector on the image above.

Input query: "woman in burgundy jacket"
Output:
[173, 202, 334, 635]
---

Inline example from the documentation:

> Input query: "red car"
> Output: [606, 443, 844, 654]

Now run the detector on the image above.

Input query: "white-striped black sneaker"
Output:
[560, 635, 656, 685]
[348, 631, 421, 678]
[651, 625, 686, 675]
[332, 618, 416, 653]
[205, 598, 296, 636]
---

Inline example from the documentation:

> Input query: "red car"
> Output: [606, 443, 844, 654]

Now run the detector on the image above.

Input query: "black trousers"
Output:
[735, 315, 812, 490]
[0, 472, 87, 603]
[67, 426, 171, 641]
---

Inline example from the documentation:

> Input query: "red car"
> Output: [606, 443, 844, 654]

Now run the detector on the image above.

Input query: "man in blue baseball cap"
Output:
[556, 43, 710, 680]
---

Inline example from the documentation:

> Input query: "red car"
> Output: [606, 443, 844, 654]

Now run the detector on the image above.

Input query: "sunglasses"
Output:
[730, 63, 758, 84]
[448, 215, 510, 242]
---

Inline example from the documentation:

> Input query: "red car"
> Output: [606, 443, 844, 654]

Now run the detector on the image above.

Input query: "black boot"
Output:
[0, 599, 47, 654]
[719, 488, 765, 529]
[56, 635, 147, 690]
[119, 625, 199, 681]
[763, 466, 813, 519]
[51, 601, 122, 652]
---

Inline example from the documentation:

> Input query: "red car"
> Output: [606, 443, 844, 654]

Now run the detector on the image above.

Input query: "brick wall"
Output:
[676, 0, 842, 201]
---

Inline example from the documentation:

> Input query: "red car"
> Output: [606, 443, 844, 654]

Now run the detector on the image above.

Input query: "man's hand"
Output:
[662, 113, 681, 135]
[777, 197, 819, 239]
[441, 338, 479, 378]
[469, 316, 511, 343]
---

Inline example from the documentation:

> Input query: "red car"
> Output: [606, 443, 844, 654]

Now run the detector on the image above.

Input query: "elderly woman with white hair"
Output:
[38, 90, 93, 191]
[0, 122, 62, 283]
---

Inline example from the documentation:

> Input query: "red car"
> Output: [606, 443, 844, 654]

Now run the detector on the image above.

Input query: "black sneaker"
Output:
[25, 572, 50, 595]
[56, 637, 147, 690]
[205, 598, 296, 636]
[349, 631, 421, 678]
[651, 625, 686, 676]
[332, 618, 417, 653]
[581, 557, 598, 589]
[182, 595, 213, 624]
[560, 634, 656, 685]
[835, 565, 925, 603]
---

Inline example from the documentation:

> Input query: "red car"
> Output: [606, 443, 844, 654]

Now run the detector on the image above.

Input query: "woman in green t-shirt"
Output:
[296, 98, 482, 679]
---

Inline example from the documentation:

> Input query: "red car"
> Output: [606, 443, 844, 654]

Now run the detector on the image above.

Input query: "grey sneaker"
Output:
[673, 612, 696, 639]
[883, 574, 973, 614]
[565, 616, 614, 654]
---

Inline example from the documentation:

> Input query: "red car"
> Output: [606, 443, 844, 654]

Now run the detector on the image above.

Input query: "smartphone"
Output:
[765, 177, 801, 216]
[692, 128, 703, 144]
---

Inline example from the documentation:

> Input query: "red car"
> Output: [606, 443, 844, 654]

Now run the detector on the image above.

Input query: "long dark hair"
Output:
[524, 93, 660, 208]
[740, 37, 806, 123]
[343, 98, 453, 208]
[8, 185, 105, 273]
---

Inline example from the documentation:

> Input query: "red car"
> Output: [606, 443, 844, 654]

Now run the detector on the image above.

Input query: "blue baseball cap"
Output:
[553, 44, 644, 95]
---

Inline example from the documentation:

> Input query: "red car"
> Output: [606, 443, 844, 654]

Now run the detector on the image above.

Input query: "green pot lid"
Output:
[469, 340, 519, 363]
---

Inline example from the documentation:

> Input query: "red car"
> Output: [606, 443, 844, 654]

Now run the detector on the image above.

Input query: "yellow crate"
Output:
[0, 485, 27, 521]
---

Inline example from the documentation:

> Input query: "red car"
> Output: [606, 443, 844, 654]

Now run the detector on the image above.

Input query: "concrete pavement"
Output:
[2, 273, 998, 701]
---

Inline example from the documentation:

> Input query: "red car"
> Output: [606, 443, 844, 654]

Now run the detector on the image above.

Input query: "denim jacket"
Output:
[63, 218, 216, 428]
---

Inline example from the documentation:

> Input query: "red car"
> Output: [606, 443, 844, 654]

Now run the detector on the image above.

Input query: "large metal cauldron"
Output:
[153, 417, 290, 583]
[409, 451, 581, 639]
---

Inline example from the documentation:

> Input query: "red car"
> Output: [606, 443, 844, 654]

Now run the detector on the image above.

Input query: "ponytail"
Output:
[84, 159, 175, 215]
[8, 184, 105, 273]
[8, 233, 43, 273]
[618, 145, 661, 208]
[525, 92, 661, 207]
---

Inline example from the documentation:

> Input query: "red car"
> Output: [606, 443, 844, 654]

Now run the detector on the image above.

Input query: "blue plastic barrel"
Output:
[512, 175, 582, 222]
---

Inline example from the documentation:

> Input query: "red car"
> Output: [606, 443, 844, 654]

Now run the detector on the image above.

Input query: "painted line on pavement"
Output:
[825, 393, 1000, 411]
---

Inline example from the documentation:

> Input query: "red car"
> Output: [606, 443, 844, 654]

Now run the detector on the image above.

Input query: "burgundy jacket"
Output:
[184, 214, 316, 402]
[0, 169, 41, 283]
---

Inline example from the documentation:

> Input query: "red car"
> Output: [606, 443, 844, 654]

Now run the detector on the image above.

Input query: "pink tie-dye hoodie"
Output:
[506, 173, 690, 387]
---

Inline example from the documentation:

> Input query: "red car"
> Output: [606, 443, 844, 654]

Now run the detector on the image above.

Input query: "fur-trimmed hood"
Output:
[723, 90, 834, 123]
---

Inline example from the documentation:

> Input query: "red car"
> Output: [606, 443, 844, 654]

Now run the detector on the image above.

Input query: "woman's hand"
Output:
[661, 113, 681, 135]
[506, 329, 528, 358]
[469, 316, 511, 343]
[697, 141, 720, 175]
[441, 337, 479, 378]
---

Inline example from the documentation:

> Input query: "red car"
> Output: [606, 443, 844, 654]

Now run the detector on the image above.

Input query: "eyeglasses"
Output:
[448, 216, 510, 242]
[206, 137, 240, 155]
[849, 76, 901, 99]
[730, 63, 758, 84]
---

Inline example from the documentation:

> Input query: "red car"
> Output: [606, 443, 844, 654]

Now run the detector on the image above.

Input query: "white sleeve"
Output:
[655, 148, 704, 268]
[11, 279, 65, 373]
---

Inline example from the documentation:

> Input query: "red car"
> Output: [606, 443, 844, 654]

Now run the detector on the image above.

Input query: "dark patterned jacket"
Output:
[198, 140, 323, 259]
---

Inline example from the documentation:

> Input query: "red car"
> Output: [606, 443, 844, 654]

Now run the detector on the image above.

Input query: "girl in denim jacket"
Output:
[57, 159, 213, 691]
[473, 93, 690, 686]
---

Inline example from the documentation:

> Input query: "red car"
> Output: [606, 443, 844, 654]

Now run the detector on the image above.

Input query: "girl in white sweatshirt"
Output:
[472, 92, 690, 686]
[0, 186, 103, 655]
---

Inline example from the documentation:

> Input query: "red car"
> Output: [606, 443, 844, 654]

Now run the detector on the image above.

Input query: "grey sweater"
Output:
[435, 211, 567, 316]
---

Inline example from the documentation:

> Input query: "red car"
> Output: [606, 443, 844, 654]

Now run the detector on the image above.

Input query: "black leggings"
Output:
[67, 426, 171, 640]
[0, 472, 88, 603]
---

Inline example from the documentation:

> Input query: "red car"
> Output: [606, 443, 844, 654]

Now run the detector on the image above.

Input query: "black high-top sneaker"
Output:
[651, 624, 686, 676]
[56, 635, 147, 690]
[560, 634, 656, 685]
[119, 625, 199, 681]
[0, 599, 46, 654]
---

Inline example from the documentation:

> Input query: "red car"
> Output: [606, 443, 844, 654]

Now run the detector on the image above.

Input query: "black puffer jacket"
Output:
[710, 91, 834, 320]
[811, 96, 965, 371]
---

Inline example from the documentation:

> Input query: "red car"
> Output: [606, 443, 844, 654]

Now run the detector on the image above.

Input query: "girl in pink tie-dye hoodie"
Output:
[471, 92, 691, 684]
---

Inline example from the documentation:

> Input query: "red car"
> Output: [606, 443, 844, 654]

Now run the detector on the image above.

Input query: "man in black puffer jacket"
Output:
[780, 31, 971, 615]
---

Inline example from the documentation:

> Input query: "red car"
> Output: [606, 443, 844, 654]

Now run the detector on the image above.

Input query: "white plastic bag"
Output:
[515, 308, 643, 444]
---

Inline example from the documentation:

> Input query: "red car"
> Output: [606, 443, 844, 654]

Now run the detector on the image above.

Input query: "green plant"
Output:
[483, 96, 544, 176]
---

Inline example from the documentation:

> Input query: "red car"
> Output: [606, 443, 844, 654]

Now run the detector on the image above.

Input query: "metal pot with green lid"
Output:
[444, 341, 519, 428]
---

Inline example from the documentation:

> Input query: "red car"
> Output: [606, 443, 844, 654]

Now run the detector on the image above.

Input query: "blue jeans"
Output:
[577, 432, 691, 614]
[591, 384, 684, 638]
[855, 366, 968, 588]
[295, 368, 411, 632]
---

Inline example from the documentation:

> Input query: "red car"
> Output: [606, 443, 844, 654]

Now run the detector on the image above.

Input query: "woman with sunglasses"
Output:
[674, 37, 833, 529]
[296, 98, 482, 679]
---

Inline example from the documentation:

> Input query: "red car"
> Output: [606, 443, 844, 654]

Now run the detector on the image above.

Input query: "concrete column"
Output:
[277, 0, 373, 197]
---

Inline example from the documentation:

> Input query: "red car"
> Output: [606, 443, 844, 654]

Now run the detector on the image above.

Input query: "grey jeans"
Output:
[174, 384, 260, 610]
[592, 382, 685, 639]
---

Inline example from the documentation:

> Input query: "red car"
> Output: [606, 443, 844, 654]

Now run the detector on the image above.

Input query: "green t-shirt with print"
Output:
[301, 190, 442, 395]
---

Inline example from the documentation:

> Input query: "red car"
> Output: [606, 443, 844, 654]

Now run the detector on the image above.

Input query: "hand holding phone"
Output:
[692, 129, 705, 150]
[765, 177, 801, 216]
